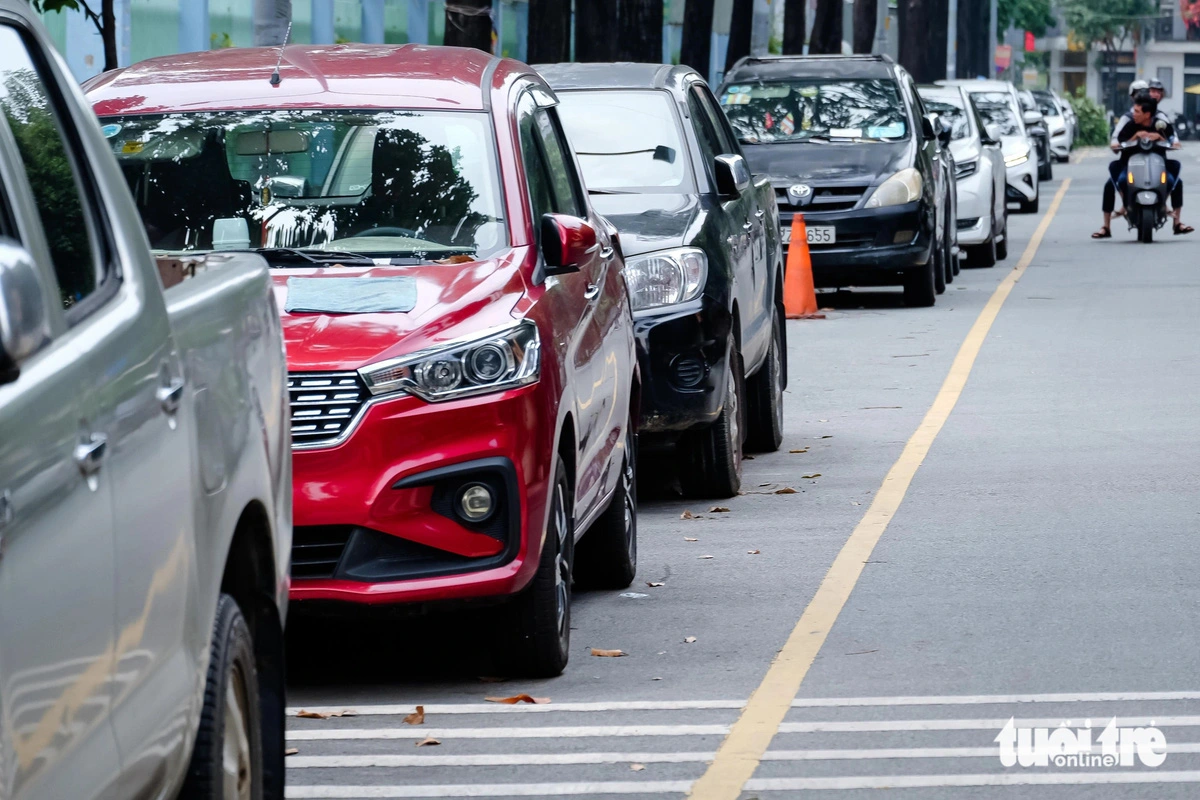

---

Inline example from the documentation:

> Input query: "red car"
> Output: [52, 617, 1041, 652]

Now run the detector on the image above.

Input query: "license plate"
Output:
[782, 225, 836, 245]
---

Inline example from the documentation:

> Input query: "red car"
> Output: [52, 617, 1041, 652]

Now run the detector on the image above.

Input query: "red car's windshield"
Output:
[100, 109, 508, 260]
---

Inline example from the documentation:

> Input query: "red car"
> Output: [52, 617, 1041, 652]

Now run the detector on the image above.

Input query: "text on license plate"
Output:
[782, 226, 836, 245]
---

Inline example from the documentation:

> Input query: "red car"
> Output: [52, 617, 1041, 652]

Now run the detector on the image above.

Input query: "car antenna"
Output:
[269, 22, 292, 87]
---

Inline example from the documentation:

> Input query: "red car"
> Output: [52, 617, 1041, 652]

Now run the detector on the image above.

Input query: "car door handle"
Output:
[74, 433, 108, 477]
[743, 221, 753, 230]
[584, 283, 601, 300]
[599, 245, 614, 260]
[157, 378, 185, 415]
[754, 209, 766, 219]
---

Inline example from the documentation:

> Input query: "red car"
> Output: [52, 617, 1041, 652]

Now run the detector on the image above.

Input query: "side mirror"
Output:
[984, 124, 1003, 145]
[0, 240, 50, 386]
[1022, 111, 1043, 127]
[937, 117, 953, 147]
[714, 154, 751, 197]
[921, 114, 938, 141]
[540, 213, 596, 276]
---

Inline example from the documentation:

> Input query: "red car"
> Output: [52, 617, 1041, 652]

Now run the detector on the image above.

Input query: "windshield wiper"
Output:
[250, 247, 379, 267]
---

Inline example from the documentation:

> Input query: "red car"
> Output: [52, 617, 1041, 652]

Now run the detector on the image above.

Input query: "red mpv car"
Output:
[88, 44, 640, 675]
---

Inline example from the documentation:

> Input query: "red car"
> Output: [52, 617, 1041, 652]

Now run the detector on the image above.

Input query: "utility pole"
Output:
[874, 0, 888, 55]
[946, 0, 957, 78]
[988, 0, 997, 76]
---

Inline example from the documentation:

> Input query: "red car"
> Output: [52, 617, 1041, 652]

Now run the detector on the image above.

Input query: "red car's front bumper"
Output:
[289, 383, 554, 606]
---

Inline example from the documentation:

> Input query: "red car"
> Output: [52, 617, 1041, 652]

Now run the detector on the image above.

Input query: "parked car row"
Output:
[0, 4, 1058, 793]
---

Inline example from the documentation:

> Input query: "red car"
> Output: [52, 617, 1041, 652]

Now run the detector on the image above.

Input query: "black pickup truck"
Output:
[538, 63, 785, 498]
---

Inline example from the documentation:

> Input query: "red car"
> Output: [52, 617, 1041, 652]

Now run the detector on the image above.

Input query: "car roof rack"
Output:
[728, 53, 894, 71]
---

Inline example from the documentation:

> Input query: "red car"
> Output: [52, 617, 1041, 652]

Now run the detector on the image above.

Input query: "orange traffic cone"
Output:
[783, 213, 822, 319]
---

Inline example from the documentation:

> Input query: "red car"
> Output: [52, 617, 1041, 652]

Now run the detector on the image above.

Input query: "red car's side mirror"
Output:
[540, 213, 596, 276]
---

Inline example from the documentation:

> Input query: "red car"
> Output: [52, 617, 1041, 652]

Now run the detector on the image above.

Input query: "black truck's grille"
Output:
[288, 371, 368, 448]
[776, 184, 870, 212]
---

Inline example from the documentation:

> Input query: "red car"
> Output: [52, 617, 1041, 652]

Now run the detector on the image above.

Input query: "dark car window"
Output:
[0, 24, 106, 312]
[687, 88, 724, 182]
[100, 107, 508, 260]
[517, 94, 556, 242]
[695, 84, 740, 155]
[921, 97, 971, 140]
[534, 108, 586, 218]
[555, 89, 692, 193]
[720, 77, 909, 143]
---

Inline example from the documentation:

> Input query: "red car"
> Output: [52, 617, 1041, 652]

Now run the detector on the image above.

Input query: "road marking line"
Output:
[744, 771, 1200, 791]
[774, 715, 1200, 733]
[287, 724, 730, 741]
[687, 179, 1073, 800]
[285, 782, 692, 798]
[286, 691, 1200, 718]
[285, 743, 1200, 769]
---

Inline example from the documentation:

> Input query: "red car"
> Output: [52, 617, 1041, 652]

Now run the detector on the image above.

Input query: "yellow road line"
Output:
[687, 179, 1072, 800]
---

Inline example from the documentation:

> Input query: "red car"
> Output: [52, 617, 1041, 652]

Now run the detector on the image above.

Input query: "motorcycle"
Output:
[1120, 137, 1171, 243]
[1173, 113, 1195, 141]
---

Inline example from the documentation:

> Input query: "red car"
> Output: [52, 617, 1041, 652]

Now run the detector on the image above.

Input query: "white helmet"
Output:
[1129, 79, 1149, 97]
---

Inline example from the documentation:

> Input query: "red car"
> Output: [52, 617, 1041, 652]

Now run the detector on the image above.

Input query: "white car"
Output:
[919, 85, 1009, 266]
[1033, 89, 1073, 161]
[940, 80, 1040, 214]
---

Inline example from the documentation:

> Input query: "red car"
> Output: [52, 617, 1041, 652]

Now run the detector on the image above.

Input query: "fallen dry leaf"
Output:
[416, 737, 441, 747]
[651, 676, 663, 681]
[434, 254, 474, 265]
[591, 648, 627, 658]
[295, 709, 356, 719]
[630, 763, 646, 771]
[684, 536, 698, 542]
[285, 747, 299, 756]
[708, 506, 731, 513]
[647, 581, 665, 587]
[820, 435, 833, 439]
[485, 694, 550, 705]
[403, 705, 425, 725]
[748, 549, 761, 555]
[684, 636, 698, 644]
[775, 487, 798, 495]
[802, 473, 822, 479]
[698, 554, 714, 559]
[680, 510, 701, 520]
[790, 448, 809, 454]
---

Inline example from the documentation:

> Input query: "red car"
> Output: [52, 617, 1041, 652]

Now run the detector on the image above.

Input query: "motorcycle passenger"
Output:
[1094, 95, 1190, 238]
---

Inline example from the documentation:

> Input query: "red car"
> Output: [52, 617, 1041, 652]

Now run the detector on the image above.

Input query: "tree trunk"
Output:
[852, 0, 876, 54]
[898, 0, 947, 83]
[782, 0, 805, 53]
[527, 0, 570, 63]
[617, 0, 664, 62]
[253, 0, 293, 46]
[680, 0, 715, 76]
[100, 0, 117, 71]
[575, 0, 618, 61]
[809, 0, 843, 55]
[956, 0, 986, 79]
[444, 0, 493, 50]
[725, 0, 754, 70]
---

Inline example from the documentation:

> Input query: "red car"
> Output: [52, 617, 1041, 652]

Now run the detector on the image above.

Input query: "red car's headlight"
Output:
[359, 320, 540, 402]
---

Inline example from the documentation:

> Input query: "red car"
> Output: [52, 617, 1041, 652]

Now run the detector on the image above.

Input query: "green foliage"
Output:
[1067, 89, 1110, 146]
[28, 0, 83, 13]
[768, 33, 783, 55]
[1059, 0, 1155, 48]
[998, 0, 1056, 38]
[210, 31, 234, 49]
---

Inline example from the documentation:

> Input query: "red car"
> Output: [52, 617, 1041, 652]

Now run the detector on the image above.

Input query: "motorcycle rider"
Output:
[1094, 94, 1190, 237]
[1105, 80, 1192, 234]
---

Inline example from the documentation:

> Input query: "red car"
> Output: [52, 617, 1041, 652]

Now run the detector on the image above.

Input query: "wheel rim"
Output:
[551, 482, 570, 644]
[727, 361, 742, 467]
[222, 662, 253, 800]
[622, 448, 636, 564]
[771, 324, 784, 432]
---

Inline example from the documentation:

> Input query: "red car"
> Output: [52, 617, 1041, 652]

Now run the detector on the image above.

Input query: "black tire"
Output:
[943, 210, 955, 285]
[995, 213, 1009, 261]
[181, 595, 264, 800]
[1018, 189, 1040, 214]
[1139, 211, 1154, 243]
[746, 311, 785, 453]
[1039, 158, 1053, 182]
[575, 426, 637, 590]
[679, 344, 744, 498]
[502, 457, 573, 677]
[933, 231, 947, 295]
[903, 258, 937, 307]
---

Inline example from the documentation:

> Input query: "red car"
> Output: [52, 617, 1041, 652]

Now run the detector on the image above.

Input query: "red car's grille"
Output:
[288, 371, 369, 448]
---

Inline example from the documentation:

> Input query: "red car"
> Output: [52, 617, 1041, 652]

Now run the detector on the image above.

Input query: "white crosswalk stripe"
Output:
[286, 691, 1200, 797]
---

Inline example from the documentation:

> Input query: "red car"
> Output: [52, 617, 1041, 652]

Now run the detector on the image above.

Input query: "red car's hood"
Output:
[275, 248, 533, 371]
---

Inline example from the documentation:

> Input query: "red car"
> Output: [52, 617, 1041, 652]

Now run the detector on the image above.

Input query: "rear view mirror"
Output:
[540, 213, 597, 276]
[0, 239, 50, 386]
[714, 154, 751, 197]
[984, 124, 1002, 145]
[1023, 111, 1043, 127]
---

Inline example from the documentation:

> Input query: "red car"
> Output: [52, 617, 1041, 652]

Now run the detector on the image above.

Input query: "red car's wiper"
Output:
[250, 247, 378, 266]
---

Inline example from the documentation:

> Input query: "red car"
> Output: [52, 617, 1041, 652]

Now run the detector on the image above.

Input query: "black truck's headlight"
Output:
[624, 247, 707, 311]
[359, 320, 540, 402]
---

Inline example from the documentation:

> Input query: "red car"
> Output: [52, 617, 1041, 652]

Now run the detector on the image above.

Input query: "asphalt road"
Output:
[284, 153, 1200, 798]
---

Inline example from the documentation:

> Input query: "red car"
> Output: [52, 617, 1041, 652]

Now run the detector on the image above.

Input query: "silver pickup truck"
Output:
[0, 4, 291, 799]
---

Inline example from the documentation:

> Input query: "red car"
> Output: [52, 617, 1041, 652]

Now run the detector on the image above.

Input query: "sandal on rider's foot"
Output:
[1091, 227, 1111, 239]
[1174, 222, 1194, 235]
[1113, 208, 1127, 219]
